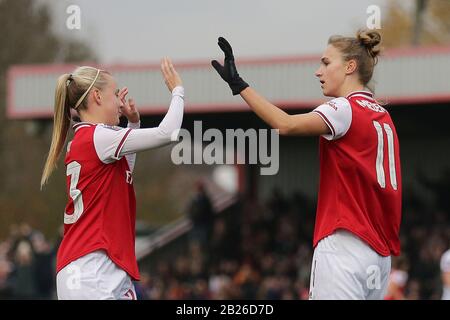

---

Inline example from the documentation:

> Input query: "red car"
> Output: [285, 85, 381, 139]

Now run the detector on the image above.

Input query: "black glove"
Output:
[211, 37, 249, 95]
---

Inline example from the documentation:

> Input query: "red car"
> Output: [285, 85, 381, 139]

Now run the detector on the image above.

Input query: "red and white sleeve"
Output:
[312, 97, 352, 140]
[93, 86, 184, 164]
[93, 125, 133, 164]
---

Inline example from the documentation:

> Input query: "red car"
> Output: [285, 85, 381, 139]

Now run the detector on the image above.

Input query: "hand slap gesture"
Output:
[161, 57, 182, 93]
[211, 37, 249, 95]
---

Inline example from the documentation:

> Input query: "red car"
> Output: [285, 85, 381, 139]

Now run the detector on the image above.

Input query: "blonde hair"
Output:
[328, 29, 382, 90]
[40, 66, 109, 188]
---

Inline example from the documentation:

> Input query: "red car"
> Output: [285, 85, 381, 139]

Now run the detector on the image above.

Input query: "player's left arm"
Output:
[118, 87, 140, 172]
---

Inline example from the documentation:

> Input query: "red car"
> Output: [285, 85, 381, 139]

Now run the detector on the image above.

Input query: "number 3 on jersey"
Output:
[64, 161, 84, 224]
[373, 121, 398, 191]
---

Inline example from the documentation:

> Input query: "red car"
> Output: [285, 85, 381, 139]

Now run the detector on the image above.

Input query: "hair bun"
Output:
[357, 29, 381, 59]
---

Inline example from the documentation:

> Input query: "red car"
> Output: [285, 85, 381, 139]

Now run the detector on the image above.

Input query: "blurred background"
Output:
[0, 0, 449, 299]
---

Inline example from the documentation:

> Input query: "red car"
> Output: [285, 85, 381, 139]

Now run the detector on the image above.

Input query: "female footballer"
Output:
[41, 58, 184, 299]
[212, 30, 401, 300]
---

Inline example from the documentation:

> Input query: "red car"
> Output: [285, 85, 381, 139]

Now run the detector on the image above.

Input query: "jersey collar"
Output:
[346, 91, 374, 100]
[73, 122, 97, 132]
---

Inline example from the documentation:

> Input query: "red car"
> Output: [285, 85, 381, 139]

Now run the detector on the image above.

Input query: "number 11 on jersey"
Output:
[373, 121, 398, 191]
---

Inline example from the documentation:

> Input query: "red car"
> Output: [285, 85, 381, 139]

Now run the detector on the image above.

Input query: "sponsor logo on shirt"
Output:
[326, 101, 338, 110]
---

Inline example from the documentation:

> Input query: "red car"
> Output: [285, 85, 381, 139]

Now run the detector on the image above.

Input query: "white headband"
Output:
[74, 69, 101, 110]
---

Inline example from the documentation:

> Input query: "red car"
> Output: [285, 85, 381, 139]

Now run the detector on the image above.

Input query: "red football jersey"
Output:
[56, 122, 140, 280]
[312, 91, 402, 256]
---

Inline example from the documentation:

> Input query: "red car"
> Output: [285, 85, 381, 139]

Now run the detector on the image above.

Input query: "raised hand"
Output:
[211, 37, 249, 95]
[161, 57, 182, 93]
[118, 87, 140, 123]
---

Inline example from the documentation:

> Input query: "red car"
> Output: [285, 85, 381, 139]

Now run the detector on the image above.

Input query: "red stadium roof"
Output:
[7, 45, 450, 119]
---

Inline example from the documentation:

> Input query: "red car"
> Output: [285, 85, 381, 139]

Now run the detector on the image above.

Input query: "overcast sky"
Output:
[44, 0, 394, 64]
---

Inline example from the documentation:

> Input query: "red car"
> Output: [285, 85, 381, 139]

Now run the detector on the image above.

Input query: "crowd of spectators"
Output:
[136, 173, 450, 300]
[0, 172, 449, 300]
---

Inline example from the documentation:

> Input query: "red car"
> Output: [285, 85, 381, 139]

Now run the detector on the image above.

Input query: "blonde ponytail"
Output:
[40, 74, 72, 188]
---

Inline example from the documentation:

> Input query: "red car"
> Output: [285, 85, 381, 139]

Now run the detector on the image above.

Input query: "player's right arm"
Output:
[93, 86, 184, 164]
[212, 37, 330, 137]
[240, 87, 331, 136]
[93, 58, 184, 164]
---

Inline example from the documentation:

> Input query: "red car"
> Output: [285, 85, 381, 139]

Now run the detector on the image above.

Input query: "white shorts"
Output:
[309, 229, 391, 300]
[56, 250, 136, 300]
